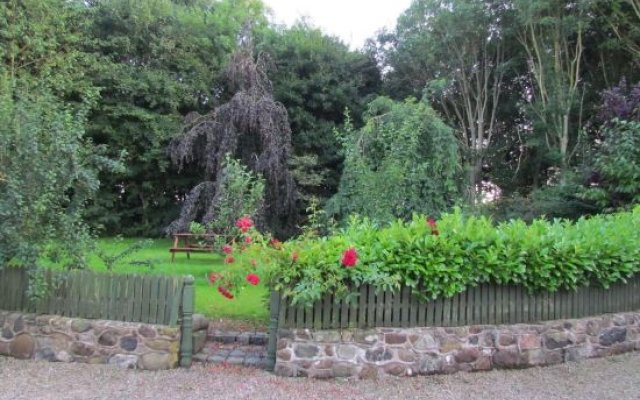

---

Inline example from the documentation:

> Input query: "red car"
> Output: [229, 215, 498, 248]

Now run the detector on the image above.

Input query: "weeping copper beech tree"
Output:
[167, 48, 297, 237]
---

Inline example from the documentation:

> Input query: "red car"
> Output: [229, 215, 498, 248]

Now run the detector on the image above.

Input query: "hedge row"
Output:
[269, 207, 640, 307]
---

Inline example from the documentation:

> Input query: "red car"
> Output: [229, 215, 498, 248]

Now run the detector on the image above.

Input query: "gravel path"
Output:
[2, 353, 639, 400]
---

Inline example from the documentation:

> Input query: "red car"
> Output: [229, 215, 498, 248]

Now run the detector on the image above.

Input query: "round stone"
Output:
[138, 325, 156, 338]
[71, 319, 92, 333]
[120, 336, 138, 352]
[13, 316, 24, 333]
[9, 334, 35, 359]
[145, 339, 171, 351]
[71, 342, 95, 357]
[139, 352, 174, 370]
[98, 331, 118, 347]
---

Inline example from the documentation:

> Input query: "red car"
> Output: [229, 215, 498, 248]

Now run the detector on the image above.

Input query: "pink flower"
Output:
[291, 252, 299, 262]
[246, 273, 260, 286]
[208, 272, 219, 284]
[235, 216, 253, 233]
[222, 244, 233, 254]
[244, 236, 252, 244]
[341, 247, 358, 267]
[269, 239, 282, 249]
[224, 255, 235, 264]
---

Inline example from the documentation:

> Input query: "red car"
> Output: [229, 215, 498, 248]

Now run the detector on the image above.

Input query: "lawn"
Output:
[79, 238, 270, 327]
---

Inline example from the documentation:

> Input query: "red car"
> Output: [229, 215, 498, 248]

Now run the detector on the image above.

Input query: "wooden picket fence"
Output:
[0, 267, 187, 326]
[273, 275, 640, 329]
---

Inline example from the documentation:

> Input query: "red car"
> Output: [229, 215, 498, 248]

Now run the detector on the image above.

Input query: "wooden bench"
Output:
[169, 233, 216, 263]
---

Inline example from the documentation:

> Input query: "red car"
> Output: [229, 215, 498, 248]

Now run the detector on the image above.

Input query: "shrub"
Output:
[268, 207, 640, 306]
[327, 97, 462, 223]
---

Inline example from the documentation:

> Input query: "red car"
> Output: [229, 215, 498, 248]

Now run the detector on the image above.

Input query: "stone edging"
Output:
[0, 311, 181, 370]
[274, 311, 640, 379]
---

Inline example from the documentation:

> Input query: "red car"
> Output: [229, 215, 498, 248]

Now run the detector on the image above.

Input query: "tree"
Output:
[327, 97, 462, 222]
[257, 22, 381, 203]
[168, 48, 297, 237]
[377, 0, 514, 201]
[0, 78, 119, 269]
[81, 0, 267, 236]
[515, 0, 594, 170]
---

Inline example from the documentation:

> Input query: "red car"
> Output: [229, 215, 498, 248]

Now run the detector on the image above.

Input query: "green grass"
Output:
[79, 238, 269, 326]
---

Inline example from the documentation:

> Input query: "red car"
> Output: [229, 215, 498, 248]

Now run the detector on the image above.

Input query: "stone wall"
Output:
[0, 311, 183, 370]
[275, 311, 640, 379]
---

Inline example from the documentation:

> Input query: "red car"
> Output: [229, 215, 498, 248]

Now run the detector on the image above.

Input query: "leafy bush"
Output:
[327, 96, 462, 223]
[0, 79, 121, 269]
[579, 119, 640, 210]
[268, 208, 640, 306]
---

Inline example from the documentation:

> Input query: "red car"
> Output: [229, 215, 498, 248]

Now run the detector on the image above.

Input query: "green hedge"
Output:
[270, 207, 640, 306]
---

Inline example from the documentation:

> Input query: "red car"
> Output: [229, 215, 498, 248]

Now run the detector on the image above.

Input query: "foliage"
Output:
[598, 78, 640, 122]
[81, 0, 267, 236]
[378, 0, 515, 198]
[202, 156, 265, 237]
[168, 47, 297, 237]
[268, 207, 640, 307]
[257, 22, 381, 202]
[327, 97, 462, 223]
[578, 120, 640, 210]
[206, 216, 279, 300]
[0, 79, 120, 269]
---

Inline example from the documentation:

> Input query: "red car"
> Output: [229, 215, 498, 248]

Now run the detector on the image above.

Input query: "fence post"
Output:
[266, 291, 281, 371]
[179, 275, 194, 368]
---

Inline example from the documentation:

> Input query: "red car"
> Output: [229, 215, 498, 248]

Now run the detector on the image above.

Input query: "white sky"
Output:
[262, 0, 414, 49]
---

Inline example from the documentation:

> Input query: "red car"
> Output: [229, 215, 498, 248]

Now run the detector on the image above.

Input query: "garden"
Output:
[1, 0, 640, 369]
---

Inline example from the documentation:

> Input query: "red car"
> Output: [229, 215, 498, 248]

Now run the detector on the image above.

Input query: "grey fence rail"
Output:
[275, 275, 640, 330]
[0, 267, 187, 325]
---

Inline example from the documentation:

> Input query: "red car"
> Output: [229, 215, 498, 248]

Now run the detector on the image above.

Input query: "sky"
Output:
[262, 0, 414, 49]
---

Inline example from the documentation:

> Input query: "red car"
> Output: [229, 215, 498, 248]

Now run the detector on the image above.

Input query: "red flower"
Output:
[269, 239, 282, 249]
[291, 252, 299, 262]
[217, 286, 234, 299]
[246, 273, 260, 286]
[222, 244, 233, 254]
[427, 217, 439, 235]
[244, 236, 252, 244]
[341, 247, 358, 267]
[208, 272, 219, 284]
[235, 216, 253, 233]
[224, 255, 235, 264]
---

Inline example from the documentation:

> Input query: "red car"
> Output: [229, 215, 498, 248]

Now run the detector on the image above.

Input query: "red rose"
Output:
[222, 244, 233, 254]
[291, 252, 299, 262]
[341, 247, 358, 267]
[208, 272, 219, 284]
[246, 273, 260, 286]
[235, 216, 253, 233]
[244, 236, 252, 244]
[224, 255, 235, 264]
[269, 239, 282, 249]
